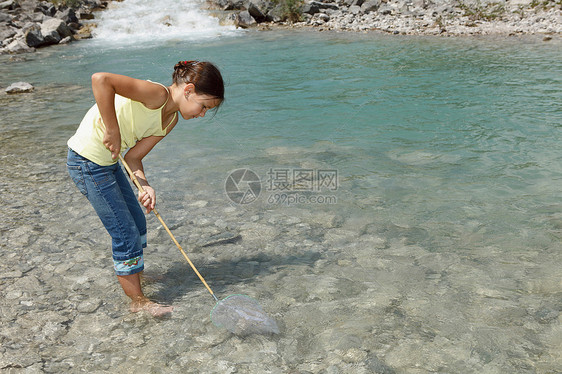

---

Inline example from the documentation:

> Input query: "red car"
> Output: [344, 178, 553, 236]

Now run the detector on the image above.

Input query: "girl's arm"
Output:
[124, 135, 166, 213]
[91, 73, 169, 160]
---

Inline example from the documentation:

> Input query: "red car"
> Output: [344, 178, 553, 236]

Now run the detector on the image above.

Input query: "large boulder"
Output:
[4, 39, 35, 53]
[378, 3, 392, 15]
[25, 25, 45, 47]
[35, 1, 56, 16]
[303, 1, 339, 15]
[55, 7, 78, 24]
[360, 0, 380, 13]
[247, 0, 272, 22]
[40, 18, 72, 45]
[267, 4, 285, 22]
[235, 10, 257, 28]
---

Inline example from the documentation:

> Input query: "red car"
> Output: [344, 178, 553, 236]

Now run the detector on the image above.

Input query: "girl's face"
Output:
[179, 85, 222, 120]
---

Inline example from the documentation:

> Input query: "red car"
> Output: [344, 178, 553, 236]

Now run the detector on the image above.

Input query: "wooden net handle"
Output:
[118, 154, 218, 302]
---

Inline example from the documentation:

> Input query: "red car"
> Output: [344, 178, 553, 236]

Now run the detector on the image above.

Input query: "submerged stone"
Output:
[6, 81, 34, 93]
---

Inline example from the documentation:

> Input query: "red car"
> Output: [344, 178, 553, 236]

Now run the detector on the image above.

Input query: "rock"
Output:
[0, 23, 16, 41]
[189, 200, 208, 208]
[4, 39, 35, 53]
[235, 10, 257, 28]
[303, 1, 339, 15]
[74, 23, 95, 39]
[199, 231, 241, 247]
[217, 0, 245, 10]
[25, 26, 44, 48]
[0, 349, 42, 369]
[77, 298, 102, 313]
[360, 0, 380, 13]
[535, 307, 559, 324]
[303, 1, 319, 14]
[78, 10, 95, 20]
[378, 3, 392, 15]
[214, 218, 228, 229]
[41, 29, 61, 44]
[247, 0, 271, 22]
[41, 18, 72, 45]
[35, 2, 56, 17]
[267, 4, 285, 22]
[0, 11, 11, 22]
[59, 35, 72, 44]
[366, 354, 396, 373]
[317, 12, 330, 21]
[0, 0, 19, 11]
[55, 8, 78, 24]
[349, 5, 361, 14]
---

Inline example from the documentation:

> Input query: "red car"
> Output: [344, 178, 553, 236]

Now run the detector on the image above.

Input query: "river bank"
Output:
[214, 0, 561, 36]
[0, 0, 110, 54]
[1, 0, 560, 56]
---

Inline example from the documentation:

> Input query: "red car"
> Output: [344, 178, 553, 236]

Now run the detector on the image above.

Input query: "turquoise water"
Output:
[5, 31, 560, 251]
[1, 27, 561, 372]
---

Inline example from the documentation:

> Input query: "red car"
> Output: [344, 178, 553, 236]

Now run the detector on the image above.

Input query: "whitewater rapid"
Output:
[92, 0, 240, 46]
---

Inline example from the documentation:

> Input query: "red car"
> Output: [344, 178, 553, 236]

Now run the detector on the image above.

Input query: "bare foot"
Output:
[130, 297, 173, 317]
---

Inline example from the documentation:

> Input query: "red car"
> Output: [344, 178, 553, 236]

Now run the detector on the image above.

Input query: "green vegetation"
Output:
[48, 0, 83, 8]
[272, 0, 304, 22]
[459, 1, 506, 21]
[530, 0, 560, 10]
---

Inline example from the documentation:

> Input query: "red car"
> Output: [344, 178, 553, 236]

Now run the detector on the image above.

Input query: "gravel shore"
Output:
[217, 0, 561, 36]
[1, 0, 560, 56]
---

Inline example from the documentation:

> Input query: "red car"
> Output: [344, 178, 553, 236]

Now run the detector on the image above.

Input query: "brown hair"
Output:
[173, 60, 224, 103]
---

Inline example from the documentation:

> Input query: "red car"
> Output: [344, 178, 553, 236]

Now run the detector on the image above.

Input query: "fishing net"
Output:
[211, 294, 280, 336]
[119, 157, 279, 336]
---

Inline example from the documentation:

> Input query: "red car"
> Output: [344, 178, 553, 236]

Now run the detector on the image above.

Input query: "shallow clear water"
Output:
[0, 6, 561, 373]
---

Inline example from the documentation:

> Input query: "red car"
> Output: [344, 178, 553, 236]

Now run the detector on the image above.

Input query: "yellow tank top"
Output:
[68, 82, 176, 166]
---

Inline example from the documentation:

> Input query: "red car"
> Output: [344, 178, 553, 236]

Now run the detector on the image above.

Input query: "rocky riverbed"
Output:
[1, 80, 561, 372]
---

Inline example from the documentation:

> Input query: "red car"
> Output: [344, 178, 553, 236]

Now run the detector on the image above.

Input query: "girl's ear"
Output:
[184, 83, 195, 95]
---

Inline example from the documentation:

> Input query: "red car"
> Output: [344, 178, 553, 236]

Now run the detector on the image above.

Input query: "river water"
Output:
[0, 0, 561, 372]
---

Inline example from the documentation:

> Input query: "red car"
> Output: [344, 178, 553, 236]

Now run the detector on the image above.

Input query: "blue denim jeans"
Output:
[67, 148, 146, 276]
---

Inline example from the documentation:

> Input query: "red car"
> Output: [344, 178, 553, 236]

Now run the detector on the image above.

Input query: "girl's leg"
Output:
[115, 165, 147, 248]
[114, 165, 173, 316]
[68, 153, 171, 316]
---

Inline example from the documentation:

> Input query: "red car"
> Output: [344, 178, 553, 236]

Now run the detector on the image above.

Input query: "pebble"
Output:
[77, 299, 102, 314]
[189, 200, 208, 208]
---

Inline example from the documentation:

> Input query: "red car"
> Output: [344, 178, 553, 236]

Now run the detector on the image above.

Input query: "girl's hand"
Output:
[103, 129, 121, 160]
[139, 186, 156, 214]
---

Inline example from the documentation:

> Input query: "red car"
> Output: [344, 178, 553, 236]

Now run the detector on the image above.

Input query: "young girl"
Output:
[67, 61, 224, 317]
